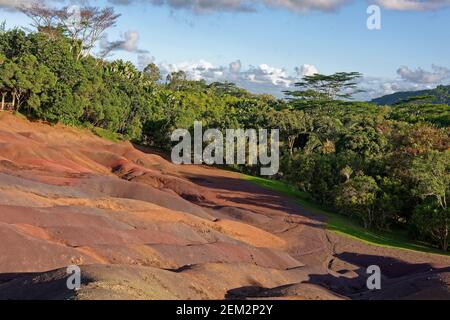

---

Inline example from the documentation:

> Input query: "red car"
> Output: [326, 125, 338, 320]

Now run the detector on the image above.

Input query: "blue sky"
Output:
[1, 0, 450, 99]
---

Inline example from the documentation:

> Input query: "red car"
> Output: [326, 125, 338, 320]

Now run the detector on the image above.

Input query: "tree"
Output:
[21, 3, 60, 38]
[208, 82, 249, 98]
[0, 28, 30, 59]
[143, 63, 161, 83]
[267, 109, 311, 157]
[410, 150, 449, 211]
[336, 175, 379, 228]
[58, 6, 120, 59]
[106, 60, 140, 81]
[285, 72, 364, 108]
[408, 150, 449, 250]
[413, 202, 449, 251]
[8, 55, 56, 111]
[22, 3, 120, 60]
[0, 53, 11, 110]
[340, 165, 353, 182]
[0, 20, 6, 34]
[166, 71, 188, 91]
[338, 126, 387, 159]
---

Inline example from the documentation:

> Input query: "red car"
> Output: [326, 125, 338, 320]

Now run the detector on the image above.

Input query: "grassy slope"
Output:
[243, 174, 450, 257]
[91, 127, 124, 142]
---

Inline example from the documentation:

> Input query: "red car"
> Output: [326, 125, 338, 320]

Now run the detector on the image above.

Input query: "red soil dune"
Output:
[0, 112, 449, 300]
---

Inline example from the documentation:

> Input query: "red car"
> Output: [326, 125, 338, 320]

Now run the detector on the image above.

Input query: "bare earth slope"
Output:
[0, 112, 449, 300]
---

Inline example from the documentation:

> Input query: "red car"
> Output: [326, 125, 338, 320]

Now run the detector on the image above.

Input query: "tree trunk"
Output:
[1, 92, 5, 111]
[442, 225, 449, 252]
[15, 94, 21, 112]
[363, 218, 369, 229]
[288, 136, 295, 157]
[11, 93, 15, 110]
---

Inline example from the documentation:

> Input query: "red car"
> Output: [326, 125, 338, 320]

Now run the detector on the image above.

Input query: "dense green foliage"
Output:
[274, 103, 449, 251]
[244, 175, 450, 256]
[390, 103, 450, 127]
[0, 24, 449, 251]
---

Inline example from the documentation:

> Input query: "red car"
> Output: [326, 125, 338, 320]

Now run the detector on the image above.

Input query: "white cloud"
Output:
[229, 60, 242, 73]
[0, 0, 65, 10]
[357, 65, 450, 100]
[356, 76, 422, 100]
[100, 30, 149, 54]
[397, 64, 450, 84]
[246, 63, 293, 86]
[263, 0, 352, 12]
[109, 0, 450, 13]
[109, 0, 254, 13]
[296, 64, 319, 77]
[108, 0, 353, 13]
[158, 59, 304, 96]
[4, 0, 450, 13]
[374, 0, 450, 11]
[137, 54, 155, 70]
[0, 0, 34, 10]
[119, 30, 140, 51]
[159, 59, 224, 81]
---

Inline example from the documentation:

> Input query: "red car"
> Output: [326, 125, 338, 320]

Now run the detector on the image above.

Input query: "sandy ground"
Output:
[0, 112, 449, 300]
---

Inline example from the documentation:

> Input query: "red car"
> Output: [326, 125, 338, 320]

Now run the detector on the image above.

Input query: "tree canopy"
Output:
[285, 72, 364, 108]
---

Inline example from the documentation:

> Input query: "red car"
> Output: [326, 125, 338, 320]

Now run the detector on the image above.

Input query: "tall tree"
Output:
[411, 150, 449, 211]
[409, 150, 449, 250]
[0, 21, 6, 34]
[335, 175, 379, 229]
[21, 3, 120, 60]
[0, 54, 15, 110]
[166, 71, 189, 91]
[21, 3, 60, 38]
[267, 109, 311, 157]
[285, 72, 364, 108]
[413, 202, 449, 251]
[143, 63, 161, 83]
[8, 55, 56, 111]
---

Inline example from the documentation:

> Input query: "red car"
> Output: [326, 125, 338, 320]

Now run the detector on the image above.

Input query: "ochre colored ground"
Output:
[0, 112, 449, 300]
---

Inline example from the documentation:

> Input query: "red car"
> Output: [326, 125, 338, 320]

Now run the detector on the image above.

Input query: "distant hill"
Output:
[372, 85, 450, 105]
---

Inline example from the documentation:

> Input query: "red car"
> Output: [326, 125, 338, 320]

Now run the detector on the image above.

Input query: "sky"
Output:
[1, 0, 450, 100]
